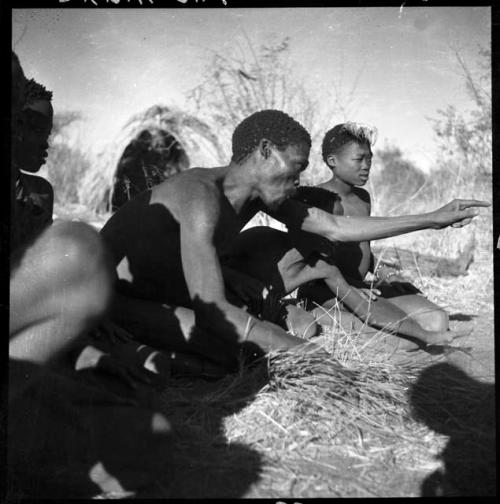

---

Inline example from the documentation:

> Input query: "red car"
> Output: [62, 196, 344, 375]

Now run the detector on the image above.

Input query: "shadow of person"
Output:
[409, 362, 495, 496]
[152, 359, 267, 498]
[138, 297, 266, 497]
[7, 359, 175, 499]
[8, 299, 266, 499]
[448, 313, 478, 322]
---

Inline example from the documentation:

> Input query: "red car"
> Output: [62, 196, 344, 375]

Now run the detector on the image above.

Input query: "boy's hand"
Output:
[430, 199, 490, 229]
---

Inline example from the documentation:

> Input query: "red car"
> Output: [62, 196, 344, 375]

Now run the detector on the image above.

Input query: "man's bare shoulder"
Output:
[152, 167, 222, 223]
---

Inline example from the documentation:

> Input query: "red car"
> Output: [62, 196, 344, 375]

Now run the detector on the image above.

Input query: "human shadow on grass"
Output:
[143, 298, 268, 498]
[7, 359, 174, 500]
[409, 362, 496, 497]
[7, 297, 268, 499]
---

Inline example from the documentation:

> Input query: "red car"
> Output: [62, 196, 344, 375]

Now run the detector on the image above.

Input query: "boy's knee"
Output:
[419, 309, 449, 332]
[50, 222, 113, 317]
[52, 222, 112, 279]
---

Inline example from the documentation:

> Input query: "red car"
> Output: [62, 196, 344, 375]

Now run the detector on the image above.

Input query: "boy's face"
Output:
[258, 141, 310, 210]
[327, 140, 372, 186]
[15, 99, 53, 173]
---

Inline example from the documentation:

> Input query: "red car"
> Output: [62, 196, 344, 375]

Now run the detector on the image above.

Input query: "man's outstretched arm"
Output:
[267, 198, 490, 243]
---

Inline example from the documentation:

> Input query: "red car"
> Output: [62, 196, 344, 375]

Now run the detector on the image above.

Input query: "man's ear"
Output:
[326, 154, 336, 168]
[259, 138, 273, 160]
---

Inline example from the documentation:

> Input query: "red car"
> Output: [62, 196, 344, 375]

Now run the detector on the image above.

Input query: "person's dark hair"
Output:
[24, 78, 53, 107]
[231, 109, 311, 164]
[322, 122, 377, 162]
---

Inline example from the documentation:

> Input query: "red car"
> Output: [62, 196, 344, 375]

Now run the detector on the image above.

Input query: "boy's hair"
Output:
[322, 122, 377, 162]
[24, 78, 53, 107]
[231, 109, 311, 164]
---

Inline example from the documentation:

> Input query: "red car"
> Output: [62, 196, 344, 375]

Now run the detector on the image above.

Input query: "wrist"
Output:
[425, 211, 440, 229]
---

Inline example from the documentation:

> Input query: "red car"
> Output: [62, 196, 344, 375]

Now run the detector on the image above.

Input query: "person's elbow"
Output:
[325, 223, 351, 243]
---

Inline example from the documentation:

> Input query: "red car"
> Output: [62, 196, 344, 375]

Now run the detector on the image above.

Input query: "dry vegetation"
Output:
[40, 39, 493, 498]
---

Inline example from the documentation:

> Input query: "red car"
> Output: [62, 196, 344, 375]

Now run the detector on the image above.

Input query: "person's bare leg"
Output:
[305, 266, 467, 347]
[383, 293, 449, 332]
[9, 222, 113, 399]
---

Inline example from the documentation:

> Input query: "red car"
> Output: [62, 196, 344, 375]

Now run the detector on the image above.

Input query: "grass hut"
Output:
[79, 105, 225, 215]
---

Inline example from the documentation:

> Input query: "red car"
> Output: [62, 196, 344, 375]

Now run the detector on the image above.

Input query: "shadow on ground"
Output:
[7, 298, 267, 499]
[409, 362, 496, 496]
[448, 313, 477, 322]
[151, 359, 268, 498]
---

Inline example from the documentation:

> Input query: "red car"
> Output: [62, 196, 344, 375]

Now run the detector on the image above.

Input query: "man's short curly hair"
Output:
[231, 110, 311, 164]
[24, 78, 53, 108]
[322, 122, 377, 162]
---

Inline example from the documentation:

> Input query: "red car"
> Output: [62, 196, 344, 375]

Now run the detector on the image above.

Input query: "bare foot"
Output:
[285, 305, 319, 339]
[420, 328, 470, 347]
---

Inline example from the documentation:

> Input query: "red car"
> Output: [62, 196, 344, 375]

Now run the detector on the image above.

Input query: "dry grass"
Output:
[145, 258, 494, 498]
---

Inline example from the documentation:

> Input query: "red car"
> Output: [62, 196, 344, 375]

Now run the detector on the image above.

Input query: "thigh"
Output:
[10, 221, 110, 335]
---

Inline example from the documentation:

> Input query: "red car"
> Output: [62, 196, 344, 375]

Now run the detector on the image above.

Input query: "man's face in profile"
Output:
[259, 141, 310, 210]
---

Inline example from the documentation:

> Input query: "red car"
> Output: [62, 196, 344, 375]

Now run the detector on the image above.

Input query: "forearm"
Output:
[207, 300, 305, 352]
[319, 211, 439, 243]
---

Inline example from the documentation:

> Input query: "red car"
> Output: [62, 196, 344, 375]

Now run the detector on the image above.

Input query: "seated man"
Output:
[100, 110, 486, 370]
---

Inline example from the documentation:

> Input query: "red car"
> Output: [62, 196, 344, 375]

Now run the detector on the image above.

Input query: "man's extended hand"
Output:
[430, 199, 490, 229]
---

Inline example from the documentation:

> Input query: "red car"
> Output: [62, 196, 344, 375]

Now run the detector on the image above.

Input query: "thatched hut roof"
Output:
[79, 104, 226, 214]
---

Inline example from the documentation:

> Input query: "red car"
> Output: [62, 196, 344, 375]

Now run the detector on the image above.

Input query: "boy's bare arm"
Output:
[266, 198, 489, 243]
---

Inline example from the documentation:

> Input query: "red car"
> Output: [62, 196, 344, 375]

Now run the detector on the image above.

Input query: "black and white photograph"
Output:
[6, 2, 495, 499]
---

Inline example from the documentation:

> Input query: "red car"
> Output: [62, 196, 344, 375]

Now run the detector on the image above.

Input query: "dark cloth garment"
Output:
[292, 185, 373, 282]
[11, 174, 53, 253]
[291, 185, 338, 214]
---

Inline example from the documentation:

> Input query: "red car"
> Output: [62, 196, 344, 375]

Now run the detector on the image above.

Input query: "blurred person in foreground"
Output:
[9, 52, 172, 498]
[100, 110, 488, 372]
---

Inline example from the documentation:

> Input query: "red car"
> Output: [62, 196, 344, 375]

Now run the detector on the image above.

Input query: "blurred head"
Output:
[322, 122, 377, 187]
[231, 110, 311, 209]
[14, 78, 54, 173]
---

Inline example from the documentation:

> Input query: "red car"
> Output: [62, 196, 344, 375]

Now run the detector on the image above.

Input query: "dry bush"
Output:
[44, 111, 92, 207]
[367, 48, 491, 263]
[186, 33, 350, 187]
[78, 105, 224, 215]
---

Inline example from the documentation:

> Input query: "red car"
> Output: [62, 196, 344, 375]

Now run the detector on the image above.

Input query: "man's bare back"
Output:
[101, 167, 259, 306]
